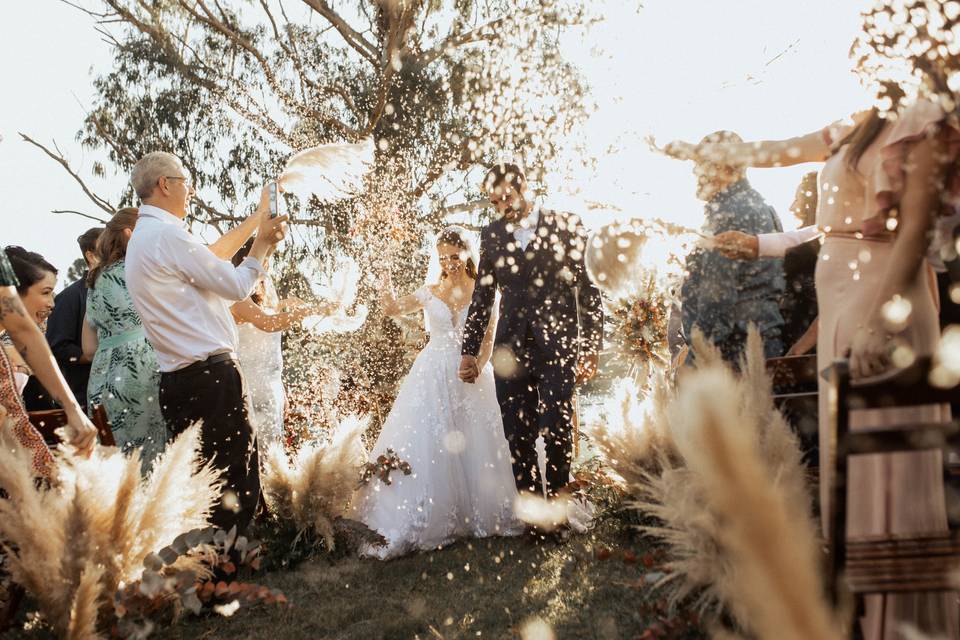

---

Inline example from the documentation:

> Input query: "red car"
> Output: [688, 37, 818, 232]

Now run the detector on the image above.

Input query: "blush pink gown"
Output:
[816, 100, 960, 639]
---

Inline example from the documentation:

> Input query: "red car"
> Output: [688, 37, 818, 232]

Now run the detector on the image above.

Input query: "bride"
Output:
[354, 226, 523, 559]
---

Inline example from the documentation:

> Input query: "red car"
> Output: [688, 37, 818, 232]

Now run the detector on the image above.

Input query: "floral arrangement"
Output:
[605, 274, 672, 383]
[359, 448, 413, 486]
[114, 526, 286, 638]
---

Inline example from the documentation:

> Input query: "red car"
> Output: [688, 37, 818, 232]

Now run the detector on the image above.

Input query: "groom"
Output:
[459, 163, 603, 499]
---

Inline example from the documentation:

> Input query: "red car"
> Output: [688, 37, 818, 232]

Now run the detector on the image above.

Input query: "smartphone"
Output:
[268, 181, 279, 218]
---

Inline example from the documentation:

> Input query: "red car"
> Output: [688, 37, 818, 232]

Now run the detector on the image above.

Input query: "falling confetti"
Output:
[278, 139, 375, 206]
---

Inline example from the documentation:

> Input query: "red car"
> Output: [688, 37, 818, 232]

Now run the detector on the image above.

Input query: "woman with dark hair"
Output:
[230, 239, 335, 449]
[0, 248, 96, 478]
[354, 226, 523, 559]
[81, 208, 166, 464]
[662, 100, 960, 638]
[2, 247, 59, 401]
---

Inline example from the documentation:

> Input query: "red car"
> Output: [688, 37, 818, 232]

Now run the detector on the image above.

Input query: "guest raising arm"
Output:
[231, 239, 335, 450]
[231, 241, 337, 334]
[0, 253, 96, 475]
[124, 150, 287, 535]
[659, 102, 960, 640]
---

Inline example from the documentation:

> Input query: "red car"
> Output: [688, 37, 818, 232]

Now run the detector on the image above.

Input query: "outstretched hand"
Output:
[662, 139, 698, 161]
[713, 230, 759, 260]
[63, 407, 98, 458]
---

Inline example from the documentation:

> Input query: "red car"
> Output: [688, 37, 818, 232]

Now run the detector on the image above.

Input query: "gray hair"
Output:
[130, 151, 182, 200]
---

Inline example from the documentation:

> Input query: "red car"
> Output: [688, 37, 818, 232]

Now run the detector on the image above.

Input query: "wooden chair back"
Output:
[826, 357, 960, 606]
[27, 405, 116, 447]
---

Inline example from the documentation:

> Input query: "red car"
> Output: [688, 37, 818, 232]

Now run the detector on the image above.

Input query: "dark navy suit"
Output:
[462, 210, 603, 497]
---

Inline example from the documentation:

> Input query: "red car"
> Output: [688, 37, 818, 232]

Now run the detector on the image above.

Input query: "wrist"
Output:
[64, 403, 85, 417]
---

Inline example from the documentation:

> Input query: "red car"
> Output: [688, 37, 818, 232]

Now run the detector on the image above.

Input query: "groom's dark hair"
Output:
[482, 163, 525, 193]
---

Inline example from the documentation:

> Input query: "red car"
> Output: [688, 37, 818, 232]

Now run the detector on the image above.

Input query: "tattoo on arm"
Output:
[0, 293, 27, 322]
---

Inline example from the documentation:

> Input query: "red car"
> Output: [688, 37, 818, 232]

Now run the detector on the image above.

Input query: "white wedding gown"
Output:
[354, 287, 523, 559]
[236, 322, 286, 449]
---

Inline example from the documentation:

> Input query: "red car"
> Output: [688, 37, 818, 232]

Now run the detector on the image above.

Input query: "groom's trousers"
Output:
[159, 353, 260, 534]
[493, 331, 577, 498]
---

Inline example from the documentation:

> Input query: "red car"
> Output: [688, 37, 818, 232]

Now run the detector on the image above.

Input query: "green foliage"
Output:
[115, 526, 287, 638]
[64, 258, 87, 285]
[252, 515, 386, 572]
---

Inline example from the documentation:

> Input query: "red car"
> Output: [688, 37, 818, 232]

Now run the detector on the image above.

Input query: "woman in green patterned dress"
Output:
[82, 209, 167, 464]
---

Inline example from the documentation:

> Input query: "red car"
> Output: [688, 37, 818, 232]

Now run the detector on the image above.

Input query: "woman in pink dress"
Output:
[662, 100, 960, 638]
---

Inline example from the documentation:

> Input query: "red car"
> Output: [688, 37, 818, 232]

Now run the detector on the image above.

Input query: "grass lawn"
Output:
[3, 511, 706, 640]
[144, 516, 704, 640]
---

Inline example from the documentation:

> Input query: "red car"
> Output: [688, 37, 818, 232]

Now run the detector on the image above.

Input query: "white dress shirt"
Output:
[757, 225, 821, 258]
[514, 209, 540, 250]
[125, 204, 265, 372]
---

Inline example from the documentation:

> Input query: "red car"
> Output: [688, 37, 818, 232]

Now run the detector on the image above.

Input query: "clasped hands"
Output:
[457, 353, 599, 385]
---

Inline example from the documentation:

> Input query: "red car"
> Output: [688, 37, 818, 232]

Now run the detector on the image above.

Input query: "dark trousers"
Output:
[159, 357, 260, 534]
[493, 332, 576, 498]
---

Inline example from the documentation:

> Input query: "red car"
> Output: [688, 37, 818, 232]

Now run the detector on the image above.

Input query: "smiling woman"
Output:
[4, 246, 58, 325]
[2, 246, 59, 409]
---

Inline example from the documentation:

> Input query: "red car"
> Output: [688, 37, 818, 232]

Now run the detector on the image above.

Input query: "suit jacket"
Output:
[462, 210, 603, 363]
[681, 179, 785, 351]
[42, 276, 91, 410]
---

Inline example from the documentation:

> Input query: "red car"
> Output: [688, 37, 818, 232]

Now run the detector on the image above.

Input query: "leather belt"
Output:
[166, 351, 237, 375]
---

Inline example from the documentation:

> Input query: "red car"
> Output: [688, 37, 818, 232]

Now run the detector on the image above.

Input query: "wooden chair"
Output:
[826, 357, 960, 609]
[27, 405, 116, 447]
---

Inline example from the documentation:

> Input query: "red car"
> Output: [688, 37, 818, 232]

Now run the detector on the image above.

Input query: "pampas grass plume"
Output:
[670, 362, 841, 639]
[0, 421, 221, 637]
[262, 415, 368, 549]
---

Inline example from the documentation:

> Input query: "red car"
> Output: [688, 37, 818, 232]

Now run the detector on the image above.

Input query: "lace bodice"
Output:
[416, 287, 470, 350]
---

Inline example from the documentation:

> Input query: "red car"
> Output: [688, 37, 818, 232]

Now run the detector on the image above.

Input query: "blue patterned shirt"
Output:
[681, 179, 786, 361]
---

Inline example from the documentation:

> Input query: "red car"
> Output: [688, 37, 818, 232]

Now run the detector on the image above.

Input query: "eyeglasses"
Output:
[164, 176, 194, 189]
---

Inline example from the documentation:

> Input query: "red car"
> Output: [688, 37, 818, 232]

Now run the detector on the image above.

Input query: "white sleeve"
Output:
[757, 225, 821, 258]
[164, 228, 265, 301]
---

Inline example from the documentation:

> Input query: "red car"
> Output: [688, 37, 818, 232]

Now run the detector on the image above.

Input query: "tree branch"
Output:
[300, 0, 378, 65]
[20, 133, 116, 215]
[416, 12, 518, 67]
[179, 0, 361, 138]
[51, 210, 111, 223]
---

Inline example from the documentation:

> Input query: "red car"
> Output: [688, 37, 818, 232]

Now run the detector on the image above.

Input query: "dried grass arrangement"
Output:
[591, 329, 840, 638]
[261, 415, 384, 557]
[604, 274, 672, 384]
[0, 417, 222, 639]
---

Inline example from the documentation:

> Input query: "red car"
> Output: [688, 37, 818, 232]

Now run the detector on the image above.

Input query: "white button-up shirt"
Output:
[125, 204, 265, 372]
[514, 209, 540, 250]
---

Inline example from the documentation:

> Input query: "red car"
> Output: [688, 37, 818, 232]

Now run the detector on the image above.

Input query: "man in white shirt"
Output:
[125, 151, 287, 534]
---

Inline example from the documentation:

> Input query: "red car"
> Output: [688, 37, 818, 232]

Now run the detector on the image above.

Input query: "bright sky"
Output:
[0, 0, 869, 286]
